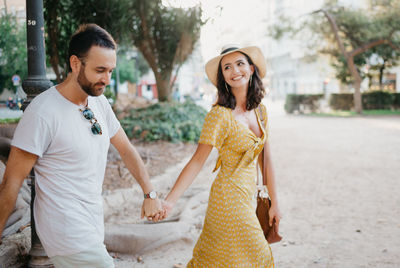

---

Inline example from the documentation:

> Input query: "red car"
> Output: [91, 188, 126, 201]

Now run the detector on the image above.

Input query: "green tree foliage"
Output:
[129, 0, 203, 101]
[0, 14, 27, 93]
[316, 2, 400, 85]
[43, 0, 203, 102]
[44, 0, 132, 82]
[367, 44, 400, 88]
[115, 48, 149, 84]
[270, 0, 400, 113]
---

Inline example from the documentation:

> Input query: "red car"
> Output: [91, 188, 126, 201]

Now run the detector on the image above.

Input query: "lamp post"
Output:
[22, 0, 53, 267]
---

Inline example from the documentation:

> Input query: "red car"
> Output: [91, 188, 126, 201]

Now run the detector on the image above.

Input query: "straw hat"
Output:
[205, 44, 266, 87]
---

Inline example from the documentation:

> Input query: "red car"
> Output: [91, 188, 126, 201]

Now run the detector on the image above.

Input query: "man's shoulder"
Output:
[28, 87, 57, 108]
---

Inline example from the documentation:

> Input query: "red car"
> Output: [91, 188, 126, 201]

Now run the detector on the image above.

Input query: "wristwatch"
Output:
[144, 190, 157, 199]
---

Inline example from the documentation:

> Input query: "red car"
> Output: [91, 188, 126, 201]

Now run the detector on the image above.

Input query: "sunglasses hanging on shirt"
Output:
[79, 106, 102, 135]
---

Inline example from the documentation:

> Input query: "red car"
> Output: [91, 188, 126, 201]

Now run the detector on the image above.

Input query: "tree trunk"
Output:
[347, 56, 363, 114]
[47, 0, 62, 83]
[170, 64, 182, 90]
[367, 73, 372, 89]
[154, 73, 172, 102]
[353, 80, 362, 114]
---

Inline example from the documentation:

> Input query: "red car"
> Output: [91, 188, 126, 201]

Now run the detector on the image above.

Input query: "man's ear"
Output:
[70, 55, 82, 74]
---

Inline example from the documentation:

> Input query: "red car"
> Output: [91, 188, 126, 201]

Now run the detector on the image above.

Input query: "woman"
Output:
[160, 45, 281, 267]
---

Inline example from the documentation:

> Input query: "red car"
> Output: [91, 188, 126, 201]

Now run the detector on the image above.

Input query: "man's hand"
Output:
[141, 198, 163, 222]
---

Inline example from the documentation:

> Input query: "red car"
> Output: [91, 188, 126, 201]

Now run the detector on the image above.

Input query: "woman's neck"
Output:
[231, 86, 248, 111]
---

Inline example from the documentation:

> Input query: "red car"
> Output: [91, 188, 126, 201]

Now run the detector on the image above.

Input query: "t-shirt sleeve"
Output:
[101, 96, 121, 138]
[11, 109, 51, 158]
[198, 105, 230, 150]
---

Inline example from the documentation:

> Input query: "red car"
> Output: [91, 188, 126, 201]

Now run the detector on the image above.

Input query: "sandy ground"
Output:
[112, 101, 400, 267]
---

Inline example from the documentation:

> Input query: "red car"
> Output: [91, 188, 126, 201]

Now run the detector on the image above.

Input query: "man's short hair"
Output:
[67, 24, 116, 72]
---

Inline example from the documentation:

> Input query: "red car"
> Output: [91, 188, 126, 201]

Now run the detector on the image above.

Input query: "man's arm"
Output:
[110, 127, 162, 220]
[0, 146, 37, 241]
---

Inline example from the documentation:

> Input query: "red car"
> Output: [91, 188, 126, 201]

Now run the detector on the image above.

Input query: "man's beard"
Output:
[77, 66, 105, 97]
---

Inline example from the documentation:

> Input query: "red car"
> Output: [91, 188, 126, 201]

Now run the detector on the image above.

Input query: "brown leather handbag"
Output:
[256, 106, 282, 244]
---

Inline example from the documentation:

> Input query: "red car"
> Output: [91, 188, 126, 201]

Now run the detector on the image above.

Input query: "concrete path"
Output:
[268, 105, 400, 267]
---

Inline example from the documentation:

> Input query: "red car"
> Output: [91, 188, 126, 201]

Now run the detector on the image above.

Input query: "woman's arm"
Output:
[161, 143, 213, 218]
[259, 141, 278, 205]
[258, 141, 282, 228]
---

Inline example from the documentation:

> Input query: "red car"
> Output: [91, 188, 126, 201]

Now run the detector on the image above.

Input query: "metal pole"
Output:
[22, 0, 53, 267]
[22, 0, 53, 109]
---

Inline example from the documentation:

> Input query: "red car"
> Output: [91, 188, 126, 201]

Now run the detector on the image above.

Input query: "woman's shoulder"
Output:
[204, 104, 231, 124]
[208, 104, 231, 116]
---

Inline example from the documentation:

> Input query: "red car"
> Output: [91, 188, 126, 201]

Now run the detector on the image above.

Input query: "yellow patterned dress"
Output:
[187, 104, 274, 267]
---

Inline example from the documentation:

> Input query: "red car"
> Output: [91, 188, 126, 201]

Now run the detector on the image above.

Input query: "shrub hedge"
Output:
[286, 91, 400, 113]
[284, 94, 324, 113]
[392, 93, 400, 109]
[329, 93, 354, 110]
[119, 100, 207, 142]
[362, 91, 394, 110]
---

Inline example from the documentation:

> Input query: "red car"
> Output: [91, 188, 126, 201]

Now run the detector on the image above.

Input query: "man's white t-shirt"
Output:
[11, 86, 120, 257]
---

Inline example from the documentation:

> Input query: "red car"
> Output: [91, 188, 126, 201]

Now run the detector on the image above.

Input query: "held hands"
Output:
[141, 198, 163, 222]
[143, 199, 175, 222]
[141, 197, 175, 222]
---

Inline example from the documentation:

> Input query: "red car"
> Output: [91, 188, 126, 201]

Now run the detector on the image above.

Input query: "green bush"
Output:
[0, 118, 20, 124]
[119, 100, 207, 142]
[329, 93, 354, 110]
[284, 94, 324, 113]
[328, 91, 400, 111]
[104, 86, 116, 106]
[284, 94, 301, 113]
[362, 91, 394, 110]
[391, 93, 400, 109]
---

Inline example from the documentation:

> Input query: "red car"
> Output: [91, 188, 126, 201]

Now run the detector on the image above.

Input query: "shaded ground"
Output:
[105, 101, 400, 268]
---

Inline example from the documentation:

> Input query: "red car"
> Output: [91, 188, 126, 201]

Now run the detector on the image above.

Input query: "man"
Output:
[0, 24, 162, 267]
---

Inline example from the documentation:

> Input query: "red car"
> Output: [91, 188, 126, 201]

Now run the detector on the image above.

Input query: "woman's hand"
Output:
[157, 200, 175, 221]
[268, 204, 282, 232]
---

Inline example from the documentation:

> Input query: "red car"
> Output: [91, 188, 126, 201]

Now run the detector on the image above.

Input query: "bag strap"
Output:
[258, 105, 264, 123]
[257, 105, 267, 188]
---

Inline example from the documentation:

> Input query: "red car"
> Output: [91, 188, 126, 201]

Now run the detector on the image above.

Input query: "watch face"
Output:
[149, 191, 157, 199]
